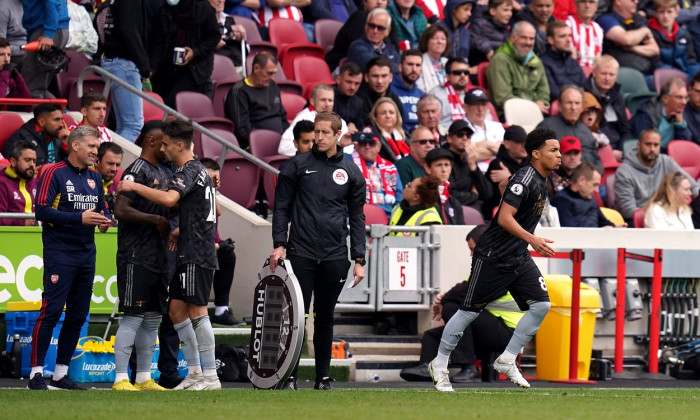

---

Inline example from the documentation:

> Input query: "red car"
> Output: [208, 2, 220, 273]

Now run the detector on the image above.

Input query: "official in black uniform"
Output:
[270, 111, 367, 390]
[429, 127, 562, 392]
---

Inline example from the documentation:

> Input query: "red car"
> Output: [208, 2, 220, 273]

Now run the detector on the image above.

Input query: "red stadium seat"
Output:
[462, 206, 485, 225]
[199, 128, 240, 162]
[142, 91, 166, 122]
[235, 16, 278, 57]
[0, 113, 24, 153]
[212, 55, 242, 118]
[667, 140, 700, 180]
[314, 19, 343, 53]
[268, 18, 325, 79]
[262, 156, 290, 209]
[280, 92, 307, 124]
[477, 62, 489, 90]
[220, 156, 260, 209]
[633, 208, 646, 228]
[249, 129, 284, 161]
[364, 203, 388, 225]
[653, 68, 687, 93]
[293, 56, 334, 99]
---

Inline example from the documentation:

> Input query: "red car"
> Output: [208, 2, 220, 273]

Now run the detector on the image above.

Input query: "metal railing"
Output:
[0, 213, 34, 219]
[77, 65, 279, 176]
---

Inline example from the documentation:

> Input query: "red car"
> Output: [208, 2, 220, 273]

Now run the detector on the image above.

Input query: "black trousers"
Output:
[288, 256, 350, 381]
[419, 310, 514, 367]
[213, 246, 236, 307]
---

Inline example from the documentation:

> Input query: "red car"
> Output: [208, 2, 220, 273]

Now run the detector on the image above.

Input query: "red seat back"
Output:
[0, 113, 24, 153]
[280, 92, 307, 124]
[364, 203, 388, 225]
[667, 140, 700, 179]
[220, 156, 260, 209]
[633, 208, 646, 228]
[314, 19, 343, 53]
[249, 129, 283, 161]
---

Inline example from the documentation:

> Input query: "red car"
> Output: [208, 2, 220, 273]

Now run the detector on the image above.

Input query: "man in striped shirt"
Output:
[258, 0, 310, 27]
[565, 0, 603, 70]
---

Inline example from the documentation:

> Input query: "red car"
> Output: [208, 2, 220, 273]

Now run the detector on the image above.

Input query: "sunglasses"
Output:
[452, 131, 471, 138]
[367, 23, 388, 31]
[412, 139, 434, 145]
[450, 69, 469, 76]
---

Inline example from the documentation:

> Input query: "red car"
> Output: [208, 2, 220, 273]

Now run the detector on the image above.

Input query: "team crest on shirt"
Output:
[87, 179, 96, 189]
[171, 178, 186, 188]
[510, 184, 524, 195]
[332, 169, 348, 185]
[13, 191, 20, 200]
[51, 274, 59, 284]
[123, 174, 135, 182]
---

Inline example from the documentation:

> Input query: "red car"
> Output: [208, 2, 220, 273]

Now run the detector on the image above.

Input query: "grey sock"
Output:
[192, 315, 216, 371]
[174, 318, 201, 371]
[505, 300, 551, 355]
[439, 309, 479, 355]
[134, 312, 162, 374]
[114, 314, 144, 374]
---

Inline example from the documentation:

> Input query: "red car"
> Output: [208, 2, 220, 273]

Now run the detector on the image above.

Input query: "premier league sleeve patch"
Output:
[123, 174, 135, 182]
[510, 184, 524, 196]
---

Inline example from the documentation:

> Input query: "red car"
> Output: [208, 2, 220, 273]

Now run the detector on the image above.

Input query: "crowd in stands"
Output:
[1, 0, 700, 232]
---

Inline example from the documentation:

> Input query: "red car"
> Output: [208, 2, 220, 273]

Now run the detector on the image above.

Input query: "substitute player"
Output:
[429, 127, 561, 391]
[111, 121, 171, 391]
[29, 126, 111, 390]
[118, 120, 220, 391]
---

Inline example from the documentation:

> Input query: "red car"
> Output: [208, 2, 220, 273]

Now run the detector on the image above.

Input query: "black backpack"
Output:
[215, 344, 250, 382]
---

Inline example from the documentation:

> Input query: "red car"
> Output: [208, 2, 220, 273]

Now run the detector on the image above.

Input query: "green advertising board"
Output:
[0, 226, 118, 314]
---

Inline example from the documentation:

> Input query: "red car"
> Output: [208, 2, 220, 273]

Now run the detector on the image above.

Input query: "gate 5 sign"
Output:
[388, 248, 418, 291]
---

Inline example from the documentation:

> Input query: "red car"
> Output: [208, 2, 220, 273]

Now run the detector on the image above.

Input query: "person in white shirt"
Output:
[644, 171, 695, 230]
[463, 87, 505, 172]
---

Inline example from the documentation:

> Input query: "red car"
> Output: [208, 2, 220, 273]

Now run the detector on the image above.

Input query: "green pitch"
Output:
[2, 388, 699, 420]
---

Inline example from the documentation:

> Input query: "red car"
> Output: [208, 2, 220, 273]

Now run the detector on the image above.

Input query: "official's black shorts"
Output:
[170, 263, 214, 306]
[461, 256, 549, 312]
[117, 262, 169, 314]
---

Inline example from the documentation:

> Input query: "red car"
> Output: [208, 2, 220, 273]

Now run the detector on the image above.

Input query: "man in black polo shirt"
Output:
[429, 127, 561, 392]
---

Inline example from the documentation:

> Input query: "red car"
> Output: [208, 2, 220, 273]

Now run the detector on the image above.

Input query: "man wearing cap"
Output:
[549, 135, 582, 193]
[390, 50, 424, 133]
[417, 94, 447, 145]
[425, 147, 464, 224]
[551, 161, 616, 228]
[396, 126, 436, 186]
[350, 131, 404, 219]
[538, 85, 602, 170]
[429, 57, 471, 131]
[444, 120, 492, 212]
[483, 125, 529, 218]
[463, 87, 505, 172]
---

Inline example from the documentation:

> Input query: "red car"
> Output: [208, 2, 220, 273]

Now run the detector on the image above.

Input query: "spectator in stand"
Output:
[429, 57, 470, 131]
[210, 0, 247, 75]
[20, 0, 69, 98]
[648, 0, 700, 81]
[391, 49, 424, 133]
[469, 0, 513, 66]
[580, 91, 611, 148]
[0, 37, 30, 101]
[396, 125, 437, 185]
[389, 175, 442, 229]
[226, 51, 288, 149]
[94, 142, 123, 216]
[583, 55, 631, 161]
[325, 0, 389, 72]
[333, 62, 364, 130]
[551, 161, 616, 227]
[387, 0, 428, 49]
[366, 96, 410, 162]
[512, 0, 555, 56]
[684, 71, 700, 145]
[100, 0, 150, 143]
[223, 0, 260, 21]
[437, 0, 476, 63]
[614, 129, 699, 220]
[463, 87, 505, 172]
[444, 120, 492, 212]
[65, 0, 98, 60]
[565, 0, 603, 71]
[257, 0, 310, 32]
[416, 25, 449, 94]
[0, 0, 26, 67]
[487, 21, 550, 118]
[0, 141, 37, 226]
[349, 130, 404, 219]
[3, 103, 69, 166]
[303, 0, 357, 25]
[69, 92, 111, 144]
[632, 77, 691, 152]
[279, 119, 315, 173]
[538, 85, 602, 170]
[357, 56, 405, 128]
[483, 125, 528, 218]
[417, 93, 447, 145]
[541, 21, 587, 102]
[424, 146, 465, 224]
[643, 171, 695, 230]
[347, 8, 400, 74]
[549, 135, 582, 193]
[597, 0, 660, 85]
[150, 0, 221, 108]
[279, 84, 351, 156]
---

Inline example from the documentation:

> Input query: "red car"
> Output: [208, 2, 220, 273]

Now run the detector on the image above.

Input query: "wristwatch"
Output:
[355, 257, 366, 266]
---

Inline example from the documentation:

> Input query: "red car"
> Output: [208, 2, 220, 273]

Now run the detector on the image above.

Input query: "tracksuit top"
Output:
[0, 166, 38, 226]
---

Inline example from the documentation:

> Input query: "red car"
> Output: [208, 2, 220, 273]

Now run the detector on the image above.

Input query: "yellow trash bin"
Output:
[536, 274, 601, 381]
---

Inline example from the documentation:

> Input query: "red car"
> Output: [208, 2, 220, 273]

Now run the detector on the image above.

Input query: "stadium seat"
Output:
[63, 113, 77, 128]
[199, 128, 240, 161]
[220, 156, 260, 209]
[175, 91, 233, 129]
[262, 156, 290, 209]
[212, 55, 242, 118]
[604, 172, 616, 208]
[54, 50, 107, 112]
[280, 92, 307, 124]
[550, 99, 559, 116]
[487, 102, 499, 121]
[503, 98, 543, 133]
[632, 208, 646, 228]
[314, 19, 343, 53]
[268, 18, 325, 79]
[249, 129, 284, 161]
[616, 67, 656, 114]
[280, 45, 326, 80]
[653, 68, 687, 93]
[582, 65, 593, 78]
[0, 113, 24, 152]
[477, 62, 489, 90]
[234, 16, 278, 59]
[462, 206, 485, 225]
[598, 144, 620, 171]
[142, 91, 166, 122]
[667, 140, 700, 180]
[600, 207, 625, 227]
[364, 203, 388, 225]
[293, 56, 335, 99]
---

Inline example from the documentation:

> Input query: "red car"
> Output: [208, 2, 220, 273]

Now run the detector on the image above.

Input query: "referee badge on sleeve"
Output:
[510, 184, 524, 195]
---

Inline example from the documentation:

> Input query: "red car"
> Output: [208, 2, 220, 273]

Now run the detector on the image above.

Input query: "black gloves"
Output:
[218, 238, 235, 254]
[3, 62, 20, 78]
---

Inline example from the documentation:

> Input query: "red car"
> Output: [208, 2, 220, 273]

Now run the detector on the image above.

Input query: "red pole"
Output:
[614, 248, 626, 373]
[647, 249, 663, 374]
[568, 249, 583, 380]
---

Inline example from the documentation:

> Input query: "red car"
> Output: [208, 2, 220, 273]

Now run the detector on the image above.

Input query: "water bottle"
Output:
[9, 334, 22, 379]
[366, 371, 380, 383]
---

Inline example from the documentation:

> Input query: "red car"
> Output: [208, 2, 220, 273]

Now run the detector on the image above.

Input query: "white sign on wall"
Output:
[388, 248, 418, 291]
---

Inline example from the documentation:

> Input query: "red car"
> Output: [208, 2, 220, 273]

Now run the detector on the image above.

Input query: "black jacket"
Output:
[447, 148, 492, 211]
[356, 83, 405, 128]
[273, 145, 366, 261]
[3, 119, 66, 167]
[483, 144, 529, 218]
[436, 195, 465, 225]
[540, 47, 587, 102]
[333, 85, 364, 129]
[583, 77, 632, 151]
[102, 0, 150, 77]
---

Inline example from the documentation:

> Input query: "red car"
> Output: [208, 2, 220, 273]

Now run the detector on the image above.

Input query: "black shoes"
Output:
[399, 363, 431, 382]
[158, 373, 183, 389]
[451, 365, 481, 383]
[48, 375, 87, 390]
[27, 373, 48, 390]
[212, 309, 243, 326]
[280, 376, 298, 390]
[314, 377, 335, 390]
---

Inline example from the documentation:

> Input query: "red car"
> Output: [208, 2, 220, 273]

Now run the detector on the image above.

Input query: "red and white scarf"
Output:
[445, 82, 466, 122]
[438, 181, 450, 204]
[351, 151, 398, 206]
